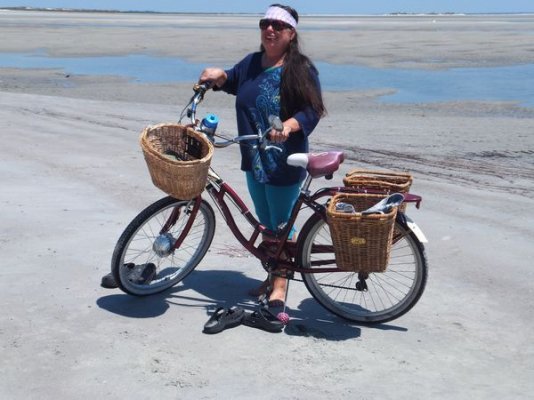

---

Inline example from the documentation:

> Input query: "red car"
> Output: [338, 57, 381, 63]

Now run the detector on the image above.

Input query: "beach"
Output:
[1, 10, 533, 399]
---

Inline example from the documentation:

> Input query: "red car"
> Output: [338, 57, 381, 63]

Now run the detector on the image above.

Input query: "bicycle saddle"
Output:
[287, 151, 345, 178]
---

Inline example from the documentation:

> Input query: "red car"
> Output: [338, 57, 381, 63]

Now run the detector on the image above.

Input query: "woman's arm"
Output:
[198, 67, 228, 89]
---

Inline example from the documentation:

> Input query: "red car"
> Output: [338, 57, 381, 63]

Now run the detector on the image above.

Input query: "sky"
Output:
[1, 0, 533, 14]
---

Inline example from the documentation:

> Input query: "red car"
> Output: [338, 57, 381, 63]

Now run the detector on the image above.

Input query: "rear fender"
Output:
[397, 213, 428, 243]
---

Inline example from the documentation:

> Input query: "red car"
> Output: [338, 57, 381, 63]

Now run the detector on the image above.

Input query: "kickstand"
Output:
[356, 273, 368, 291]
[282, 278, 289, 313]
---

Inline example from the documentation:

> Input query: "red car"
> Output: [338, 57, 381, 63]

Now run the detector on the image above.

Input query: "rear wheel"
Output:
[111, 196, 216, 296]
[297, 213, 427, 324]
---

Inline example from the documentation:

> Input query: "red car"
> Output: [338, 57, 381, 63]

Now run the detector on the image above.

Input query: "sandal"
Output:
[203, 306, 245, 334]
[267, 299, 285, 308]
[128, 263, 156, 285]
[242, 308, 284, 333]
[100, 272, 119, 289]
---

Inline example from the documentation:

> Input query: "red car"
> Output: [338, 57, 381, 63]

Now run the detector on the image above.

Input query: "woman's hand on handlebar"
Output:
[198, 68, 227, 89]
[268, 125, 291, 143]
[268, 118, 300, 143]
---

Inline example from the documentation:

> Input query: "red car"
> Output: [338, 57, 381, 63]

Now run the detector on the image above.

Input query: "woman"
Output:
[100, 4, 325, 300]
[198, 4, 326, 306]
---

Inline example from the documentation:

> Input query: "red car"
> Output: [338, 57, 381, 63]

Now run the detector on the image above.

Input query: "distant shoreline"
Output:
[1, 7, 533, 17]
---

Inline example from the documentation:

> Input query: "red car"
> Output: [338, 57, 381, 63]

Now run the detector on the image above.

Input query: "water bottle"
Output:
[335, 202, 356, 214]
[201, 113, 219, 136]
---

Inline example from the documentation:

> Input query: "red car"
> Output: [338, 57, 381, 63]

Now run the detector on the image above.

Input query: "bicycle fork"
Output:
[152, 197, 202, 257]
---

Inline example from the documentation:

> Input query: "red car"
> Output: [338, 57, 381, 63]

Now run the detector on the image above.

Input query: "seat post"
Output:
[300, 174, 313, 195]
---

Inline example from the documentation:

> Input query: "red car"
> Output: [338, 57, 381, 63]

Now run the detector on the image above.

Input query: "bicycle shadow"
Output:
[96, 269, 258, 319]
[282, 298, 408, 340]
[282, 300, 362, 341]
[97, 268, 407, 341]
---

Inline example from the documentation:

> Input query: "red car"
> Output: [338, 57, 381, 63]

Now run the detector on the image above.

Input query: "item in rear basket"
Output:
[335, 202, 356, 214]
[327, 193, 397, 273]
[361, 193, 404, 215]
[140, 123, 213, 200]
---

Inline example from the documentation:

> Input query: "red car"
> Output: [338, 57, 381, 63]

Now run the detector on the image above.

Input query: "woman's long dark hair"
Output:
[263, 4, 326, 121]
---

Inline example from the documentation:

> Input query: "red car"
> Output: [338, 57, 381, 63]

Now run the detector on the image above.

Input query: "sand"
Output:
[1, 10, 533, 400]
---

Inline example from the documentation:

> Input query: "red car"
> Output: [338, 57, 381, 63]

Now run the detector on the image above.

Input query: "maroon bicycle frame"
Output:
[171, 174, 422, 275]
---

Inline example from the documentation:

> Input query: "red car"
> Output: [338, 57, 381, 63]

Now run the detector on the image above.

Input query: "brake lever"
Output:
[191, 82, 212, 105]
[264, 145, 283, 152]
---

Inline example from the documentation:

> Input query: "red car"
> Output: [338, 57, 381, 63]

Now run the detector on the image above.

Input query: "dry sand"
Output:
[1, 10, 533, 400]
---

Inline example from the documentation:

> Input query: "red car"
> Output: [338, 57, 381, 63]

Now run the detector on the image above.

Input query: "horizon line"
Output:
[1, 7, 533, 16]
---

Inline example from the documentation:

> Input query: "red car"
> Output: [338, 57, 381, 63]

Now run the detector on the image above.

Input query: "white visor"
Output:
[263, 6, 297, 29]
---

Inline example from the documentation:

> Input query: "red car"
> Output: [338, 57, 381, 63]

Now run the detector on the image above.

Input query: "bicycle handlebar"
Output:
[181, 82, 282, 152]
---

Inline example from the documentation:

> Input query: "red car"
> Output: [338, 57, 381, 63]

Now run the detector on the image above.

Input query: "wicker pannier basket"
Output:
[327, 193, 397, 273]
[343, 169, 412, 212]
[140, 123, 213, 200]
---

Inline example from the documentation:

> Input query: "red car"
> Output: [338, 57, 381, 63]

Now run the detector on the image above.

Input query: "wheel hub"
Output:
[152, 233, 175, 257]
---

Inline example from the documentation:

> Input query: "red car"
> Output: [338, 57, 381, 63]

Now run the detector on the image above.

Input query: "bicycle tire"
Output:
[297, 212, 428, 324]
[111, 196, 216, 296]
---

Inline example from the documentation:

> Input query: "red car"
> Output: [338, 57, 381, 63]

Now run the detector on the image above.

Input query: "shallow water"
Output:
[316, 61, 534, 106]
[1, 51, 533, 107]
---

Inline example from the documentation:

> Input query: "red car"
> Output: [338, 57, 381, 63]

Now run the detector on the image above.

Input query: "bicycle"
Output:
[110, 83, 428, 324]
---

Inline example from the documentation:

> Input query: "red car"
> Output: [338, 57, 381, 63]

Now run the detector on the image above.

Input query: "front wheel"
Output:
[111, 196, 216, 296]
[297, 213, 428, 324]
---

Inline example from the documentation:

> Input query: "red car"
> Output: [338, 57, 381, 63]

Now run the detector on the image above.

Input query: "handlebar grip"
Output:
[193, 82, 211, 94]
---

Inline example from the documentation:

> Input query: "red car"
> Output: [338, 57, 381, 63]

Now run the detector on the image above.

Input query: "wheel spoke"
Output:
[112, 197, 215, 296]
[298, 214, 427, 324]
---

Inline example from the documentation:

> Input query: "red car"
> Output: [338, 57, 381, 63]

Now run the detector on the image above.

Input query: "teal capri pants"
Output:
[245, 172, 301, 235]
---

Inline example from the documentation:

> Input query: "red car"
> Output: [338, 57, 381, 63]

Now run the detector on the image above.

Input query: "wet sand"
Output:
[1, 10, 533, 400]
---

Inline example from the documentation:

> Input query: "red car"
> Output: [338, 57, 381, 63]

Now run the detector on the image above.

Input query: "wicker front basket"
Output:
[327, 193, 397, 273]
[140, 123, 213, 200]
[343, 169, 412, 212]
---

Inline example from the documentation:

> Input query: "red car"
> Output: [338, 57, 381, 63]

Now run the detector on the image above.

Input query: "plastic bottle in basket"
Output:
[201, 113, 219, 136]
[335, 202, 356, 213]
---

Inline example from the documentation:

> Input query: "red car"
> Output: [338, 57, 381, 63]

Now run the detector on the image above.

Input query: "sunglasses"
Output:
[259, 18, 293, 31]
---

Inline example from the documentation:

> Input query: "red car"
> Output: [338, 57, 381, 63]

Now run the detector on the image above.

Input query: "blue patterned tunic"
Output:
[220, 52, 321, 185]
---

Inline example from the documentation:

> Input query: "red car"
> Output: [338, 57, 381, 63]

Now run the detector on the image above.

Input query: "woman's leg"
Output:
[245, 172, 274, 230]
[264, 182, 301, 234]
[246, 173, 302, 305]
[245, 172, 274, 296]
[262, 181, 301, 305]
